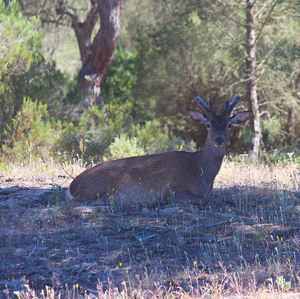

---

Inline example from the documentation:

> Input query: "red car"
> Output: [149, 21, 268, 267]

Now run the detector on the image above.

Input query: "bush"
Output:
[1, 97, 62, 164]
[130, 119, 170, 153]
[102, 47, 138, 104]
[0, 1, 75, 146]
[0, 1, 42, 140]
[262, 116, 283, 150]
[104, 135, 145, 161]
[24, 60, 75, 113]
[56, 104, 197, 163]
[131, 118, 197, 154]
[56, 102, 135, 162]
[101, 46, 154, 123]
[0, 1, 41, 78]
[261, 150, 300, 165]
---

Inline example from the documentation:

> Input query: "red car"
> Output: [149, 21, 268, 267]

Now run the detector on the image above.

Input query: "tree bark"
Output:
[245, 0, 261, 159]
[56, 0, 121, 106]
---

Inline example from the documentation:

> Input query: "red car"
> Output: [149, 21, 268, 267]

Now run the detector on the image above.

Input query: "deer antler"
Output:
[194, 96, 213, 115]
[225, 95, 241, 115]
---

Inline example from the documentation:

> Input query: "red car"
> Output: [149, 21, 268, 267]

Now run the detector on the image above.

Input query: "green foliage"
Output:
[101, 46, 152, 122]
[57, 102, 134, 161]
[133, 1, 244, 145]
[102, 47, 138, 104]
[24, 60, 74, 109]
[262, 116, 283, 149]
[135, 2, 241, 105]
[0, 1, 74, 145]
[0, 0, 42, 141]
[131, 0, 300, 153]
[1, 97, 62, 164]
[56, 102, 196, 163]
[261, 151, 300, 165]
[268, 40, 300, 74]
[2, 0, 300, 164]
[0, 1, 41, 82]
[131, 119, 170, 153]
[276, 276, 291, 291]
[131, 118, 196, 154]
[104, 135, 145, 161]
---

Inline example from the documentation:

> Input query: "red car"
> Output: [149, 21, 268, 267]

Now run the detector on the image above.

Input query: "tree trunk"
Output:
[245, 0, 261, 160]
[56, 0, 121, 106]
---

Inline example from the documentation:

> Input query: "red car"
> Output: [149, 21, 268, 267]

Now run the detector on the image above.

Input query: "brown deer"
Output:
[66, 96, 251, 208]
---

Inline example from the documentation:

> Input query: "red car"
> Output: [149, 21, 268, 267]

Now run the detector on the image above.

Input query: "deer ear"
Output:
[187, 109, 209, 124]
[229, 111, 252, 125]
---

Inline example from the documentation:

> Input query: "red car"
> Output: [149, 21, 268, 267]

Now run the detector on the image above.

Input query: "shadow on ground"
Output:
[1, 184, 300, 295]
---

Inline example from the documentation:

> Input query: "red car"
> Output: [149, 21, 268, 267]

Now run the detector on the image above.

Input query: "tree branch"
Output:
[254, 0, 277, 45]
[255, 40, 280, 71]
[215, 0, 246, 27]
[254, 0, 270, 19]
[55, 1, 79, 26]
[77, 0, 121, 102]
[81, 1, 99, 39]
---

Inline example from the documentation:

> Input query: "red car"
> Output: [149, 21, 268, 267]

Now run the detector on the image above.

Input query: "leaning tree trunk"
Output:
[245, 0, 261, 159]
[56, 0, 121, 106]
[78, 0, 121, 105]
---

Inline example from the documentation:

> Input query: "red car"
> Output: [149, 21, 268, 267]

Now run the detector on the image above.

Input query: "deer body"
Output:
[67, 96, 251, 207]
[67, 143, 224, 205]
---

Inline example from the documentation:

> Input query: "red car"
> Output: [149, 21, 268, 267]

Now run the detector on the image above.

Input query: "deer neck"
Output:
[196, 136, 226, 187]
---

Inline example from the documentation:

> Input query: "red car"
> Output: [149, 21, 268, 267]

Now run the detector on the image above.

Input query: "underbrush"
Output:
[0, 98, 196, 167]
[0, 97, 298, 168]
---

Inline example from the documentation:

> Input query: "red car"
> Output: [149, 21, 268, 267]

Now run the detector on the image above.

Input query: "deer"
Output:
[66, 96, 251, 209]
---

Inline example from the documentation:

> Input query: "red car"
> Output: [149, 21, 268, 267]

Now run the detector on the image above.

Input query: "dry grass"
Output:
[1, 157, 298, 189]
[217, 160, 299, 190]
[0, 158, 299, 298]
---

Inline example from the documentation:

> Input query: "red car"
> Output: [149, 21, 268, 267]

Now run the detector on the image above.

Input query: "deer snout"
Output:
[214, 136, 225, 147]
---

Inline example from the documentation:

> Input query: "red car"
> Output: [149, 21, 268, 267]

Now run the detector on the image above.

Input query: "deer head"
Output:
[188, 96, 251, 148]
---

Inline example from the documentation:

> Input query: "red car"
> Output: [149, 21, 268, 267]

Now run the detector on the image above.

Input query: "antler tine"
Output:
[194, 96, 212, 115]
[225, 95, 241, 115]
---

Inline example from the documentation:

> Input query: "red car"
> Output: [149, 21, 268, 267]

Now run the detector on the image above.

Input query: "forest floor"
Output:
[0, 159, 300, 298]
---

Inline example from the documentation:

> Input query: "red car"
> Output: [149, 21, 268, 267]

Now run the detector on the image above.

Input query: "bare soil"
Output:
[0, 161, 300, 297]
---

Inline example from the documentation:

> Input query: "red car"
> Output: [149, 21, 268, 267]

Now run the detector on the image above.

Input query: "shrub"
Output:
[56, 102, 135, 162]
[1, 97, 62, 164]
[261, 150, 300, 165]
[131, 119, 170, 153]
[102, 47, 138, 104]
[104, 135, 145, 161]
[0, 0, 42, 140]
[24, 60, 75, 113]
[131, 119, 197, 154]
[0, 1, 74, 146]
[0, 1, 41, 78]
[262, 116, 283, 150]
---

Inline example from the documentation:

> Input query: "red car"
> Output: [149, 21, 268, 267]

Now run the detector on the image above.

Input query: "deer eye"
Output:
[206, 123, 210, 128]
[228, 123, 232, 128]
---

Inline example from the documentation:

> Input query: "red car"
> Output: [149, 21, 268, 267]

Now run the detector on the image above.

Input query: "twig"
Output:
[254, 0, 278, 45]
[255, 40, 281, 71]
[57, 162, 75, 179]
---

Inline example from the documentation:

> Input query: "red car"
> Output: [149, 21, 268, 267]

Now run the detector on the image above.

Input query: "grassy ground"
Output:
[0, 159, 300, 298]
